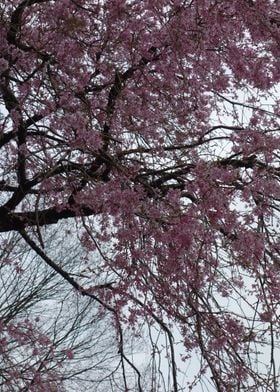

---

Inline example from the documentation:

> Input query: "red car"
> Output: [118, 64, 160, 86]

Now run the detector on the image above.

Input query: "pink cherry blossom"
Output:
[1, 0, 280, 390]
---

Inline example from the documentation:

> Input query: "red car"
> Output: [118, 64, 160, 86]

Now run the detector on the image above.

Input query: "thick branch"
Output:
[7, 0, 51, 47]
[0, 205, 97, 233]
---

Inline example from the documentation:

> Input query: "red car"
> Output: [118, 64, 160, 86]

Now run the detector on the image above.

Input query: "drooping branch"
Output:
[19, 229, 114, 312]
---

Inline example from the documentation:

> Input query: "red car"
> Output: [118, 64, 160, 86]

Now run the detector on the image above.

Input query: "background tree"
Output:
[0, 228, 137, 392]
[1, 0, 280, 390]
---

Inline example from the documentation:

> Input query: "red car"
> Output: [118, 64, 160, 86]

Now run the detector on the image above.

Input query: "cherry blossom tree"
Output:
[1, 0, 280, 390]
